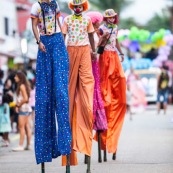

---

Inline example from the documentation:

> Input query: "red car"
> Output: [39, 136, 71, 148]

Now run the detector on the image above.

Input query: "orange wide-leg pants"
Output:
[62, 45, 94, 165]
[95, 50, 126, 153]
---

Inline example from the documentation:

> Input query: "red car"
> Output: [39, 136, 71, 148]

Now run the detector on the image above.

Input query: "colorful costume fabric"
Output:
[95, 24, 126, 153]
[62, 14, 95, 165]
[84, 11, 107, 131]
[31, 0, 61, 35]
[62, 15, 94, 46]
[31, 0, 71, 164]
[92, 58, 107, 131]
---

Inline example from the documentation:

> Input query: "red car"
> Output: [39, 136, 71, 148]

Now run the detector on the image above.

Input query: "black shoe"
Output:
[112, 152, 116, 160]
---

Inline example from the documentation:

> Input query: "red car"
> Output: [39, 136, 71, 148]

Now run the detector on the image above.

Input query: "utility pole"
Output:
[168, 0, 173, 32]
[170, 1, 173, 32]
[167, 0, 173, 60]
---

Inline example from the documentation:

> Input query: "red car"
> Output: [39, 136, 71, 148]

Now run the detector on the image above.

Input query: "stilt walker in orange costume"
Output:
[95, 9, 126, 161]
[61, 0, 96, 172]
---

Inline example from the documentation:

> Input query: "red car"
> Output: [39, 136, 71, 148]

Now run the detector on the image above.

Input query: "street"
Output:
[0, 105, 173, 173]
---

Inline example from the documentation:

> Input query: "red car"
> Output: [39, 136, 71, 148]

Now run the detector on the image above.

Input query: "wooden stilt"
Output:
[112, 152, 116, 160]
[66, 155, 70, 173]
[103, 150, 107, 162]
[84, 154, 88, 164]
[97, 131, 102, 163]
[86, 156, 91, 173]
[41, 163, 45, 173]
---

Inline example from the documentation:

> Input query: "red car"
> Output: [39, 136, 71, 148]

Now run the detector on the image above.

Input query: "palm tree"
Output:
[89, 0, 133, 14]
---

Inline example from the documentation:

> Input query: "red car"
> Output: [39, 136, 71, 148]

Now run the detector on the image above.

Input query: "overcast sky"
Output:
[121, 0, 172, 24]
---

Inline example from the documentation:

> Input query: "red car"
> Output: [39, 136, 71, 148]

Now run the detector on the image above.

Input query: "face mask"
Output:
[107, 18, 115, 24]
[74, 5, 83, 16]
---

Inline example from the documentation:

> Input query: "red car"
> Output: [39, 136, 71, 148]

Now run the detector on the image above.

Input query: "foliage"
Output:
[59, 1, 71, 14]
[89, 0, 133, 14]
[144, 11, 170, 32]
[119, 17, 139, 29]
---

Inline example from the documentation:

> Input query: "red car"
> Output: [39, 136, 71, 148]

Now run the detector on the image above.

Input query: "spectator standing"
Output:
[12, 71, 32, 151]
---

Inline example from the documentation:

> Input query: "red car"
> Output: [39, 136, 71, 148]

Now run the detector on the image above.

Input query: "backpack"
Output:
[159, 72, 169, 90]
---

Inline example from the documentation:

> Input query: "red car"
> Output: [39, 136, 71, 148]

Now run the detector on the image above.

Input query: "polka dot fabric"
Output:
[35, 33, 72, 164]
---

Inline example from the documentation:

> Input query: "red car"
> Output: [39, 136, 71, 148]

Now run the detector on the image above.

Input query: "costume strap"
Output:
[54, 8, 56, 33]
[103, 27, 113, 47]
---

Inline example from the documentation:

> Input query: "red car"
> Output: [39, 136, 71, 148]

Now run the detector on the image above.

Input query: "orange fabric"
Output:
[62, 45, 94, 166]
[94, 51, 126, 153]
[57, 12, 61, 18]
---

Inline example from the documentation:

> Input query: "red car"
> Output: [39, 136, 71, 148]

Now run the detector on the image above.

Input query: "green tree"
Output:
[144, 11, 170, 32]
[119, 17, 139, 29]
[89, 0, 133, 14]
[59, 1, 71, 14]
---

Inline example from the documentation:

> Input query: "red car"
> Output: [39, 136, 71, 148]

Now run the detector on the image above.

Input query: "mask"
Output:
[74, 5, 83, 16]
[107, 18, 115, 24]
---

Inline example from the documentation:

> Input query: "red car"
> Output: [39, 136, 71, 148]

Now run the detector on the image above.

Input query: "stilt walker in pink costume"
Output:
[86, 11, 108, 163]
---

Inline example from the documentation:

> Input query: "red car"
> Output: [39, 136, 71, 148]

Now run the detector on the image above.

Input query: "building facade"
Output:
[0, 0, 21, 70]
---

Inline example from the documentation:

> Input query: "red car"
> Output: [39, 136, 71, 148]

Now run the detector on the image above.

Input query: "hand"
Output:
[103, 32, 110, 39]
[39, 42, 46, 53]
[92, 52, 97, 61]
[15, 107, 19, 113]
[120, 54, 124, 62]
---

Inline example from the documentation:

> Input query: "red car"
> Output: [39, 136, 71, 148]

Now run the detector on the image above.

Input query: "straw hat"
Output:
[103, 9, 117, 18]
[69, 0, 89, 11]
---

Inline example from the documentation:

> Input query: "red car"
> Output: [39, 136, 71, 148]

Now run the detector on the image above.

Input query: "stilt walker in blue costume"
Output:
[31, 0, 72, 171]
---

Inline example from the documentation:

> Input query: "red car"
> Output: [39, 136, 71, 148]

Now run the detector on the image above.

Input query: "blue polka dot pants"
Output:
[35, 33, 72, 164]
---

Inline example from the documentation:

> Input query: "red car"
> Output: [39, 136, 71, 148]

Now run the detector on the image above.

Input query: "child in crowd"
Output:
[0, 94, 11, 147]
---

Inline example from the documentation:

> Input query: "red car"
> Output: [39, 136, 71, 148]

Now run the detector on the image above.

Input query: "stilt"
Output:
[103, 150, 107, 162]
[97, 131, 102, 163]
[86, 156, 91, 173]
[66, 155, 70, 173]
[112, 152, 116, 160]
[41, 163, 45, 173]
[84, 154, 88, 164]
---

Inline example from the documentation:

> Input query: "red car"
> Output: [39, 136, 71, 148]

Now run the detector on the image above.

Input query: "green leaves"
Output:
[89, 0, 133, 14]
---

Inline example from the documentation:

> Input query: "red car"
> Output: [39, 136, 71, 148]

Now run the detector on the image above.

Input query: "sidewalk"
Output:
[0, 105, 173, 173]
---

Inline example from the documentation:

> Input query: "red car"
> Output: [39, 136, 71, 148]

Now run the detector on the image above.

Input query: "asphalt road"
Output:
[0, 105, 173, 173]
